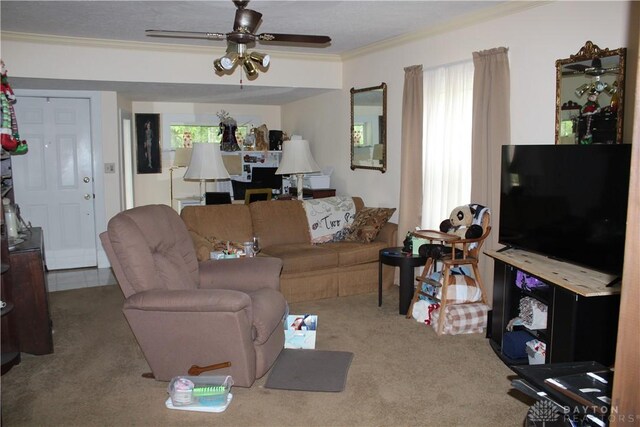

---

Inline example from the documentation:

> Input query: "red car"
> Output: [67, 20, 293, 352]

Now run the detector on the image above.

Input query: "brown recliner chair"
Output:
[100, 204, 286, 387]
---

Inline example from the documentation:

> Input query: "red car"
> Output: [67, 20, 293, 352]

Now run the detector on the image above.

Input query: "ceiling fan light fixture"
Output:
[213, 58, 226, 73]
[574, 83, 591, 98]
[243, 57, 258, 77]
[605, 80, 618, 96]
[220, 52, 239, 70]
[249, 51, 270, 68]
[594, 80, 608, 93]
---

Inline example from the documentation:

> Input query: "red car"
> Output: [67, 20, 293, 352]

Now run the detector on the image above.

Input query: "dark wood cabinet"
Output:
[9, 227, 53, 355]
[486, 248, 620, 367]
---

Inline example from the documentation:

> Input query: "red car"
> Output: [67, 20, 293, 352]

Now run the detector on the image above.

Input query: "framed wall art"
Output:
[135, 113, 161, 174]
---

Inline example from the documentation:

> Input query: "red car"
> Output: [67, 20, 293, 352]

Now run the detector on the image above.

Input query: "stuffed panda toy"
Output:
[439, 205, 483, 239]
[418, 204, 487, 259]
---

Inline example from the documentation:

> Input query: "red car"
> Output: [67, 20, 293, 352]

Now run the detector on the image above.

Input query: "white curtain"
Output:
[421, 60, 474, 229]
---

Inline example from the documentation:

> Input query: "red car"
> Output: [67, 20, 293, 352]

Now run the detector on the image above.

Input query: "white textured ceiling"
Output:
[1, 0, 506, 104]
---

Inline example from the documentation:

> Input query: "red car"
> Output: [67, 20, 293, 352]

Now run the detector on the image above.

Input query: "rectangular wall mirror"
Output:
[556, 41, 626, 145]
[351, 83, 387, 172]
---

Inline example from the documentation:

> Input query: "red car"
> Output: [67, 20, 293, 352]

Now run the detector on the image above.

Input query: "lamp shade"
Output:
[173, 147, 192, 167]
[276, 139, 320, 175]
[184, 143, 230, 181]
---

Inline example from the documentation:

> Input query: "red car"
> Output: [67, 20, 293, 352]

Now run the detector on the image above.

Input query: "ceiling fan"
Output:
[145, 0, 331, 78]
[562, 58, 620, 77]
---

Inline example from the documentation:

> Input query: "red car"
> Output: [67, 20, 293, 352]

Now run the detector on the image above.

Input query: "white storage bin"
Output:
[304, 174, 331, 189]
[526, 339, 546, 365]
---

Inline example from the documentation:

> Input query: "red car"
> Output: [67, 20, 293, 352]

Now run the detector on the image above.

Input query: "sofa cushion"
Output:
[343, 207, 396, 243]
[321, 240, 388, 267]
[181, 204, 255, 261]
[250, 200, 311, 247]
[181, 204, 254, 243]
[261, 243, 339, 274]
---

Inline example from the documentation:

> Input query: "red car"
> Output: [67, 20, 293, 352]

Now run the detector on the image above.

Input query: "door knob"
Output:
[84, 194, 92, 200]
[83, 177, 91, 183]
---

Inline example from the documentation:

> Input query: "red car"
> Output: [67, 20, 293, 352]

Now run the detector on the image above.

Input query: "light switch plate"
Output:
[104, 163, 116, 173]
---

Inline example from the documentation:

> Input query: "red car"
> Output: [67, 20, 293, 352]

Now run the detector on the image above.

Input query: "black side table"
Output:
[378, 247, 428, 315]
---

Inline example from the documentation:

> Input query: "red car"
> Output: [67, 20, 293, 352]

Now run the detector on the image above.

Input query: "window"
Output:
[352, 123, 365, 146]
[162, 113, 260, 151]
[421, 60, 474, 229]
[168, 124, 249, 149]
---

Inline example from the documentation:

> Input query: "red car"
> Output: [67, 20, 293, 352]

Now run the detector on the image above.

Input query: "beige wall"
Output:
[2, 33, 342, 90]
[283, 1, 632, 226]
[100, 92, 122, 221]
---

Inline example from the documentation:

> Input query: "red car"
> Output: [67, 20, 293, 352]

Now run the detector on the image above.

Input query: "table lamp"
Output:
[169, 147, 192, 203]
[184, 143, 230, 201]
[276, 138, 320, 200]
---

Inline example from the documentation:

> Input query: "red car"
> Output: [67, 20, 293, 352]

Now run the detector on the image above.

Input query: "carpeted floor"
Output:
[1, 285, 532, 426]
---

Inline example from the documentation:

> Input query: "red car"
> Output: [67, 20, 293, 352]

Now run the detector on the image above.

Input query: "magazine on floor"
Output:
[284, 314, 318, 349]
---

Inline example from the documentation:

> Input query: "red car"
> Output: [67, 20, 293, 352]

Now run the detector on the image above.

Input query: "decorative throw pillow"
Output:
[331, 227, 353, 242]
[343, 207, 396, 243]
[303, 196, 356, 244]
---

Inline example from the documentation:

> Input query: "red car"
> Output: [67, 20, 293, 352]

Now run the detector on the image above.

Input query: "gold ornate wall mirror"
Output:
[556, 41, 626, 145]
[350, 83, 387, 172]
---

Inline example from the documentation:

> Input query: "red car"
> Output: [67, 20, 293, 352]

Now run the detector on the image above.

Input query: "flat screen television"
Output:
[499, 144, 631, 276]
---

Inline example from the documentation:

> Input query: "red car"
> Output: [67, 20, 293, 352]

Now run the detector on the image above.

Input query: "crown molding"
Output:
[0, 31, 341, 63]
[340, 1, 552, 61]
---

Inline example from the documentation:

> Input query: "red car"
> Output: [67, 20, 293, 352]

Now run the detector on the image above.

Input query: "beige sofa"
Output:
[181, 197, 397, 303]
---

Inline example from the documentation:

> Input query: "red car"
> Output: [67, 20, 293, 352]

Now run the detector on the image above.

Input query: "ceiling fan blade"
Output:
[145, 30, 225, 40]
[564, 63, 589, 72]
[562, 70, 585, 76]
[584, 66, 620, 77]
[563, 65, 620, 77]
[258, 33, 331, 44]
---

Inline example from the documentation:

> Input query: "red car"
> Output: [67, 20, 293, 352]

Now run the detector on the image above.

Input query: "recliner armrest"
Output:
[123, 289, 252, 313]
[198, 256, 283, 293]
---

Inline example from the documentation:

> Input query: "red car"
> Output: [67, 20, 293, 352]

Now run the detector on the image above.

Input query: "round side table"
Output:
[378, 247, 428, 315]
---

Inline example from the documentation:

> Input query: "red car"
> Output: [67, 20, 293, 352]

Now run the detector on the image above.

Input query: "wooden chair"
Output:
[407, 210, 491, 335]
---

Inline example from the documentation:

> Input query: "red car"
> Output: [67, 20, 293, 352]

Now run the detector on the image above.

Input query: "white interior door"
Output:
[12, 96, 97, 270]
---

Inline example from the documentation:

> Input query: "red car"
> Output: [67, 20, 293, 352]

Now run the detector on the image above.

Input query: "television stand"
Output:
[486, 248, 620, 367]
[606, 276, 621, 287]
